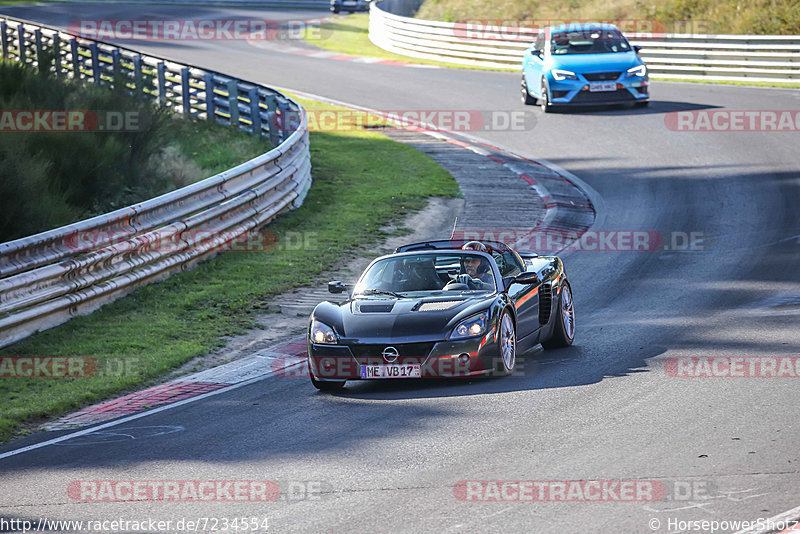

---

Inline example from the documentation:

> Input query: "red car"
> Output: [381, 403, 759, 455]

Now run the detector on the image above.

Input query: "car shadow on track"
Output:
[549, 100, 722, 116]
[323, 343, 665, 400]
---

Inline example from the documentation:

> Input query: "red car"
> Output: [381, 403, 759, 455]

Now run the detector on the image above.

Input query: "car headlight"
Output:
[450, 312, 490, 340]
[626, 65, 647, 77]
[310, 319, 338, 345]
[551, 69, 578, 81]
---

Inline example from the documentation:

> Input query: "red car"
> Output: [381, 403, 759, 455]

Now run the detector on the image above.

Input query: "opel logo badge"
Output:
[382, 346, 399, 363]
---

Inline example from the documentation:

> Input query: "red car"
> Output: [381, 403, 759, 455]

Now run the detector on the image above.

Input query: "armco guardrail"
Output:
[369, 1, 800, 83]
[0, 15, 311, 348]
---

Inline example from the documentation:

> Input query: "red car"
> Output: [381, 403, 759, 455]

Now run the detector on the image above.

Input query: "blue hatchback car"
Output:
[521, 24, 649, 112]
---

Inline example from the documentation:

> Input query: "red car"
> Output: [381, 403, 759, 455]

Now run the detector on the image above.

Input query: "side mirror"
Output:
[634, 45, 642, 53]
[530, 48, 542, 57]
[509, 271, 539, 287]
[328, 280, 346, 294]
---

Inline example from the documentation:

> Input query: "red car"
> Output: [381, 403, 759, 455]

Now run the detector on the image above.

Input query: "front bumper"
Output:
[547, 73, 649, 106]
[308, 332, 500, 380]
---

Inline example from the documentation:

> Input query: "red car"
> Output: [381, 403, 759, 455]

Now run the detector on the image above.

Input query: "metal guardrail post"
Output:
[17, 24, 25, 63]
[264, 93, 279, 146]
[204, 73, 216, 122]
[89, 42, 100, 84]
[1, 21, 8, 59]
[52, 33, 61, 76]
[157, 61, 166, 106]
[111, 48, 121, 86]
[181, 67, 191, 117]
[0, 20, 8, 59]
[227, 79, 239, 127]
[248, 87, 261, 137]
[33, 28, 42, 68]
[133, 55, 143, 95]
[70, 38, 80, 79]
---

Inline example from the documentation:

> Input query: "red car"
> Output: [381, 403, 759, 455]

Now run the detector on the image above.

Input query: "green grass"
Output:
[305, 14, 506, 71]
[416, 0, 800, 35]
[0, 95, 460, 443]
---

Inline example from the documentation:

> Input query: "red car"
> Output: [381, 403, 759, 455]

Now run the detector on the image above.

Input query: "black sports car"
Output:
[306, 239, 575, 390]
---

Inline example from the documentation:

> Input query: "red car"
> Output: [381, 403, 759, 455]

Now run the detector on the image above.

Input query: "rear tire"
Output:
[541, 282, 575, 348]
[521, 75, 536, 105]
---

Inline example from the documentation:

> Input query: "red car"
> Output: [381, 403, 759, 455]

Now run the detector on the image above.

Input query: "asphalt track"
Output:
[1, 5, 799, 533]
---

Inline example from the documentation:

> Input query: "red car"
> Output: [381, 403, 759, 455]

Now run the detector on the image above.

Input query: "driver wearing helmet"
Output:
[457, 241, 494, 289]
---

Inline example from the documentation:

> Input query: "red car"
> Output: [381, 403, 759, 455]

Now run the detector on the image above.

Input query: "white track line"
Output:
[0, 360, 303, 461]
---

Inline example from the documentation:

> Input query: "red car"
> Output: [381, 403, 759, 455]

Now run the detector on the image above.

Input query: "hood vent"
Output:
[416, 301, 462, 312]
[359, 303, 395, 313]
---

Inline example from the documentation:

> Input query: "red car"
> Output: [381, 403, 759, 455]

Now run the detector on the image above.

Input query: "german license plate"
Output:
[361, 364, 421, 379]
[589, 82, 617, 92]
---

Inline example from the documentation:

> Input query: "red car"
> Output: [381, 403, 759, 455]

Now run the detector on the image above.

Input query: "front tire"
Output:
[494, 310, 516, 375]
[540, 79, 553, 113]
[521, 75, 536, 105]
[541, 282, 575, 348]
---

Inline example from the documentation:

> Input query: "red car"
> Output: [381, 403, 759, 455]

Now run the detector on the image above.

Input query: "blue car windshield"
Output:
[353, 253, 496, 297]
[551, 29, 631, 55]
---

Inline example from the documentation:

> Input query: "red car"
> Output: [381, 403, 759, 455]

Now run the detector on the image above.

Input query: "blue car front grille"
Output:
[583, 72, 621, 81]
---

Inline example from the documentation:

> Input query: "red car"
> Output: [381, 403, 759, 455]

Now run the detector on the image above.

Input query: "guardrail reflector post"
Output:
[157, 62, 166, 106]
[17, 24, 25, 63]
[227, 79, 239, 128]
[90, 42, 100, 84]
[248, 87, 261, 137]
[181, 67, 191, 118]
[205, 73, 216, 122]
[70, 38, 80, 79]
[1, 21, 9, 59]
[53, 33, 61, 76]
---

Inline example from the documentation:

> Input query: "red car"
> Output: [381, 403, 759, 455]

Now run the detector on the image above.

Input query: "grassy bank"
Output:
[0, 60, 267, 242]
[304, 14, 501, 70]
[0, 95, 460, 443]
[416, 0, 800, 35]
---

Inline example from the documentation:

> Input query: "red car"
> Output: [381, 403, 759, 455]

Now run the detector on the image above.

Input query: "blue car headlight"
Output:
[551, 69, 578, 81]
[626, 65, 647, 77]
[450, 312, 490, 340]
[310, 319, 338, 345]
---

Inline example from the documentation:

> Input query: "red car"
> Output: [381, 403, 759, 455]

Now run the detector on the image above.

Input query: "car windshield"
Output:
[551, 28, 631, 54]
[353, 253, 496, 297]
